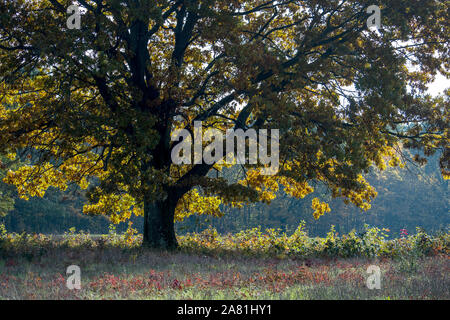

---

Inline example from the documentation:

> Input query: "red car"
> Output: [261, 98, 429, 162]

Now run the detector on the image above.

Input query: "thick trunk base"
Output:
[142, 197, 178, 250]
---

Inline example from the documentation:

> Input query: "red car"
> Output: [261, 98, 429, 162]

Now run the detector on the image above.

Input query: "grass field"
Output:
[0, 226, 449, 300]
[0, 247, 448, 300]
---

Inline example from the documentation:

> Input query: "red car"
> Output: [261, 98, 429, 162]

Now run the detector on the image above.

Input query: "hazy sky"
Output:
[428, 73, 449, 96]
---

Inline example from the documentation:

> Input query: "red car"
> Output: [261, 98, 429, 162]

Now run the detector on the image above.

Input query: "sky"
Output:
[428, 73, 449, 97]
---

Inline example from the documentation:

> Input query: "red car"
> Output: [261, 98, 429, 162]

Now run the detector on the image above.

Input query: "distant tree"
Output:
[192, 150, 449, 237]
[0, 0, 448, 248]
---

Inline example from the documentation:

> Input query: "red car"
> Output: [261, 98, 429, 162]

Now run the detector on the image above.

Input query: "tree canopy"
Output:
[0, 154, 16, 216]
[0, 0, 448, 248]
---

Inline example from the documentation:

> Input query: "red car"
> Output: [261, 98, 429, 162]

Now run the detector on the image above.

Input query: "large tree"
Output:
[0, 154, 17, 217]
[0, 0, 448, 248]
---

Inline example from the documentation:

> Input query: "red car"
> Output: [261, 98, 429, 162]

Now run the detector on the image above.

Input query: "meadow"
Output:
[0, 223, 448, 300]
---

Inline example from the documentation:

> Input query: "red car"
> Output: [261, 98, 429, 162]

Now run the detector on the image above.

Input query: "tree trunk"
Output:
[143, 192, 179, 249]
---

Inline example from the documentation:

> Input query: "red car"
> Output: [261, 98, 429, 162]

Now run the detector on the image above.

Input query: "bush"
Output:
[0, 223, 448, 260]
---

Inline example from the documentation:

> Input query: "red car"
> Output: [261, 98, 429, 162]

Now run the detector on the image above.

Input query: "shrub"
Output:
[0, 223, 448, 260]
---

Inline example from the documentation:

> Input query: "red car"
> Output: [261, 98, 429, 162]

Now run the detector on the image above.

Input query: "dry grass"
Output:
[0, 244, 448, 300]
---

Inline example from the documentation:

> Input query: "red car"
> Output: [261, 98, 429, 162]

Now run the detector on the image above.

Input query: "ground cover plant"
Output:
[0, 223, 448, 300]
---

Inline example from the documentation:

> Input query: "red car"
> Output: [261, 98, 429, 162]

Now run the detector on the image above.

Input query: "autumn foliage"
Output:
[0, 0, 448, 248]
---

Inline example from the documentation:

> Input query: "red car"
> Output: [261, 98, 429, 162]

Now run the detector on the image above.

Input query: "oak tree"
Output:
[0, 0, 448, 248]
